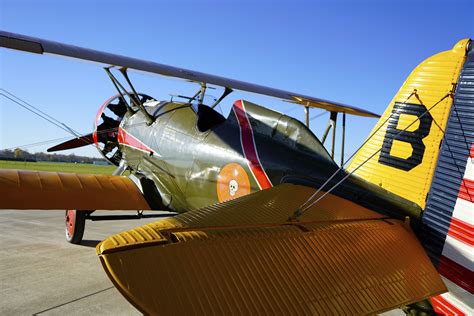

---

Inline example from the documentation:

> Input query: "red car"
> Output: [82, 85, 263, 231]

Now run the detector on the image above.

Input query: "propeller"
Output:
[47, 134, 94, 152]
[47, 113, 120, 151]
[46, 93, 154, 165]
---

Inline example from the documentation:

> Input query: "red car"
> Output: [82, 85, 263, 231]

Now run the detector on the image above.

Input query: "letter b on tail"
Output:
[378, 102, 433, 171]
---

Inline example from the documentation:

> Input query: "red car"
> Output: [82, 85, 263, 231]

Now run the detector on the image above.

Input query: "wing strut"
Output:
[211, 87, 233, 109]
[119, 68, 155, 125]
[104, 68, 155, 125]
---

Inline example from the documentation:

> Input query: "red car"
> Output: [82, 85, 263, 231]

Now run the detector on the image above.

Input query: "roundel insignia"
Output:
[217, 163, 251, 202]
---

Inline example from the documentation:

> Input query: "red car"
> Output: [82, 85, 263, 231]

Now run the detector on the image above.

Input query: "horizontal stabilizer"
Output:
[0, 169, 150, 210]
[98, 184, 445, 314]
[0, 31, 379, 117]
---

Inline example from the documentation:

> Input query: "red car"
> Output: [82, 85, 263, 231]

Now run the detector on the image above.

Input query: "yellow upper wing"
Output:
[97, 183, 445, 315]
[0, 169, 150, 210]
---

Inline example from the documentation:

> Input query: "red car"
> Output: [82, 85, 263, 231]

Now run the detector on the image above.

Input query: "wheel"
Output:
[65, 210, 86, 244]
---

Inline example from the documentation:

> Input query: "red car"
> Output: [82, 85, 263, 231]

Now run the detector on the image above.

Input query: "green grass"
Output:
[0, 161, 116, 175]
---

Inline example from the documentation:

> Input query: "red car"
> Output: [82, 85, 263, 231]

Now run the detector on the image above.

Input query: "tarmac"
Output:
[0, 209, 404, 316]
[0, 209, 159, 315]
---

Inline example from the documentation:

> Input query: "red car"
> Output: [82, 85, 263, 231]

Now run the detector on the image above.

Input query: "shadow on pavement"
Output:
[79, 240, 101, 248]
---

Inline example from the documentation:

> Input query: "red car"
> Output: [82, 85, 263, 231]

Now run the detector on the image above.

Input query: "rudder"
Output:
[347, 39, 471, 209]
[348, 39, 473, 314]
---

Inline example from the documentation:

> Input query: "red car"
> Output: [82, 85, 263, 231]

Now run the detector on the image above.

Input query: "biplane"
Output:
[0, 31, 472, 315]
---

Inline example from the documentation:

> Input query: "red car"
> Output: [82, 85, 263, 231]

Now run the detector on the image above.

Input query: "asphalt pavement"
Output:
[0, 209, 404, 316]
[0, 210, 159, 315]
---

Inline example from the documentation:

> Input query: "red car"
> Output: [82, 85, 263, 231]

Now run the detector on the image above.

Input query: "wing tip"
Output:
[0, 31, 44, 54]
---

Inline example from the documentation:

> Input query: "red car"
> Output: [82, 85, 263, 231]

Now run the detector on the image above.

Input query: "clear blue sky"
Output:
[1, 0, 473, 160]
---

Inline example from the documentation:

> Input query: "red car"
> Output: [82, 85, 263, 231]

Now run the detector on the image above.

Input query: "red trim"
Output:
[469, 143, 473, 158]
[431, 295, 465, 315]
[233, 100, 272, 189]
[93, 94, 119, 148]
[458, 178, 473, 202]
[447, 217, 474, 246]
[117, 127, 154, 154]
[438, 256, 474, 294]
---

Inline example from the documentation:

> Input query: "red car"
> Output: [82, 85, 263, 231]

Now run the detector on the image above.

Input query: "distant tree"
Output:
[0, 148, 108, 164]
[0, 149, 14, 158]
[14, 148, 24, 159]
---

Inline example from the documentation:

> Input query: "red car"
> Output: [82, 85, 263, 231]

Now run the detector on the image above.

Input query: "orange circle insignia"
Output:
[217, 163, 251, 202]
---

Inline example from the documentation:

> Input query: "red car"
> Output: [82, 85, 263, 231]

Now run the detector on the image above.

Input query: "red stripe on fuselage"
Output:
[447, 217, 474, 246]
[431, 295, 466, 316]
[233, 100, 272, 189]
[458, 178, 474, 202]
[117, 127, 154, 154]
[438, 255, 474, 294]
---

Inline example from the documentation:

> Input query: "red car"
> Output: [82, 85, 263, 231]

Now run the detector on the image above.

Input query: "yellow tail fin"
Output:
[347, 39, 470, 208]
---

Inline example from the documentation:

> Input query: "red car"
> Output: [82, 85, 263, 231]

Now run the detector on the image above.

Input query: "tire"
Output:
[65, 210, 86, 244]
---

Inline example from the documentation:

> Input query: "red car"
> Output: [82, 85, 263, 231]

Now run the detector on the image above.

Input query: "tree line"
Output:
[0, 148, 108, 164]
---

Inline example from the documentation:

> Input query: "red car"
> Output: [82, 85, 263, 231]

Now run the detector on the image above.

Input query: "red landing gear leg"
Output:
[65, 210, 87, 244]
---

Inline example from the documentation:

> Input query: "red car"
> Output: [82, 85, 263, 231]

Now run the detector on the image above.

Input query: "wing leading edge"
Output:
[0, 30, 379, 117]
[0, 169, 150, 210]
[97, 183, 445, 315]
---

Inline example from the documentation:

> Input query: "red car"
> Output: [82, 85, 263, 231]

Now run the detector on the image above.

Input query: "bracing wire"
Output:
[0, 89, 145, 152]
[1, 135, 79, 151]
[0, 88, 82, 137]
[291, 91, 418, 217]
[290, 90, 452, 220]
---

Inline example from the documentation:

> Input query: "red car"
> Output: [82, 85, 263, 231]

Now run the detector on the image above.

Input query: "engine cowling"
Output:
[93, 93, 155, 165]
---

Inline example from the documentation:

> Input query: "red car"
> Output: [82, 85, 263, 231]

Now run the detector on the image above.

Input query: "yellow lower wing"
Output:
[0, 169, 150, 210]
[97, 183, 445, 315]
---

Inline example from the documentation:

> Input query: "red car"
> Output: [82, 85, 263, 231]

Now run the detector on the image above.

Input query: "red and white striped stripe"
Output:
[117, 127, 156, 155]
[233, 100, 272, 190]
[432, 143, 473, 315]
[432, 293, 469, 316]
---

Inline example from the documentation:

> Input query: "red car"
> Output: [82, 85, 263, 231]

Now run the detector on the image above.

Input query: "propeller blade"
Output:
[47, 134, 94, 152]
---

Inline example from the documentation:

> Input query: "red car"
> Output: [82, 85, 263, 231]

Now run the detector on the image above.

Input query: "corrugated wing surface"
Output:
[347, 39, 469, 208]
[98, 184, 445, 315]
[0, 169, 150, 210]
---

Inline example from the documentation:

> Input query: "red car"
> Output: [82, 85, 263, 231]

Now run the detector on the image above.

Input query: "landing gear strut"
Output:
[64, 209, 174, 244]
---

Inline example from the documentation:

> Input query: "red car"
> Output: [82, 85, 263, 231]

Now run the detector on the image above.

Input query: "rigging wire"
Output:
[1, 135, 78, 151]
[310, 111, 326, 121]
[0, 89, 82, 137]
[292, 91, 418, 216]
[290, 91, 451, 220]
[0, 88, 145, 152]
[1, 87, 321, 153]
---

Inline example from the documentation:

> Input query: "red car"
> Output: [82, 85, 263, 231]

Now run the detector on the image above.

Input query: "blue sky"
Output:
[1, 0, 473, 160]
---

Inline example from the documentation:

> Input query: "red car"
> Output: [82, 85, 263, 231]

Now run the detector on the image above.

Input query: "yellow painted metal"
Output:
[347, 39, 470, 208]
[97, 184, 446, 314]
[291, 96, 379, 117]
[0, 169, 150, 210]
